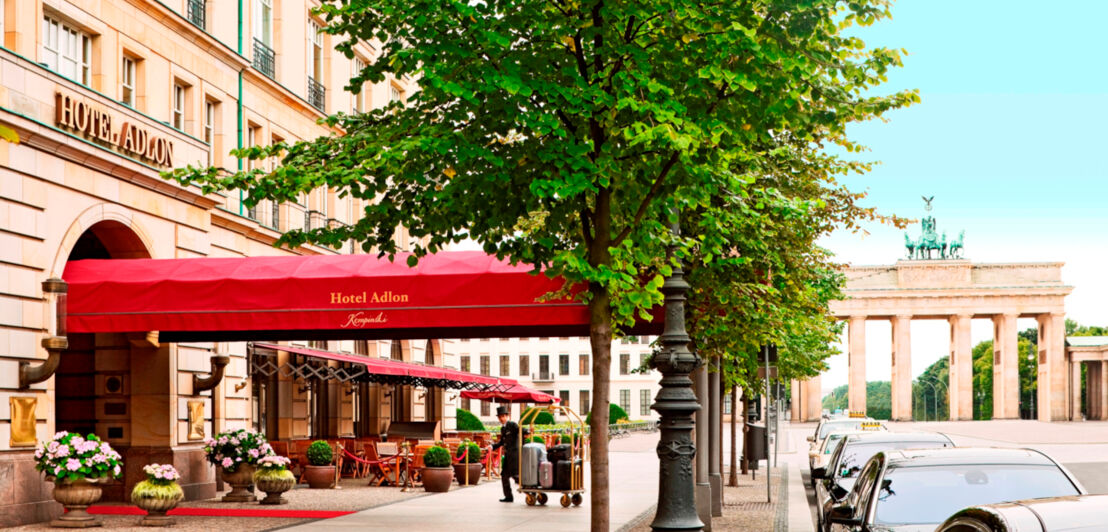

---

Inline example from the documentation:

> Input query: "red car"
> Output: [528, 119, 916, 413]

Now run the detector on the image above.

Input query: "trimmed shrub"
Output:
[423, 446, 452, 468]
[528, 435, 545, 444]
[456, 441, 483, 463]
[520, 407, 555, 425]
[456, 408, 486, 431]
[306, 440, 332, 466]
[586, 403, 630, 426]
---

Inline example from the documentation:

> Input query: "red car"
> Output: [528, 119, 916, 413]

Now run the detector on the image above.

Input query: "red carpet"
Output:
[87, 505, 355, 518]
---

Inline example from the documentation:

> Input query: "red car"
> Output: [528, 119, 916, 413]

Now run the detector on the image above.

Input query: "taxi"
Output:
[809, 422, 886, 472]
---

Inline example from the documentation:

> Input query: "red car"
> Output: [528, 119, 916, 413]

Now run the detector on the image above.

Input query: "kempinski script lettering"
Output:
[341, 311, 388, 328]
[329, 291, 409, 304]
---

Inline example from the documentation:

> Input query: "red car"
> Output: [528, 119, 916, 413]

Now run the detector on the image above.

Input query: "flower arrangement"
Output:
[202, 428, 273, 472]
[34, 431, 123, 482]
[132, 464, 184, 501]
[254, 455, 293, 480]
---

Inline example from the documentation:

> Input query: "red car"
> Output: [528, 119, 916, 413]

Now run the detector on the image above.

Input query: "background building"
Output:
[446, 336, 661, 423]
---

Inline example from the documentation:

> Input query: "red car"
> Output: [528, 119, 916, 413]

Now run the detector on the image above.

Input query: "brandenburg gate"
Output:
[792, 200, 1074, 422]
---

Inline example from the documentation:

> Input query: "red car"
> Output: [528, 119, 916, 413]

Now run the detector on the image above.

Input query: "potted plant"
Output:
[420, 445, 453, 492]
[131, 464, 184, 526]
[202, 428, 273, 502]
[303, 440, 335, 489]
[453, 441, 483, 485]
[253, 455, 296, 504]
[34, 431, 123, 528]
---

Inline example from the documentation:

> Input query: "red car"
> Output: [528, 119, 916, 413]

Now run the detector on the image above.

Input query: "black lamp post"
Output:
[650, 219, 704, 532]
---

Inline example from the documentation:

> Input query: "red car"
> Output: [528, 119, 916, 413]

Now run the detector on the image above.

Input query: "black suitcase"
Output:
[547, 444, 572, 465]
[555, 458, 582, 490]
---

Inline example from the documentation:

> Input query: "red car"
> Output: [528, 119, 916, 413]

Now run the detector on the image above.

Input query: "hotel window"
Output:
[171, 84, 185, 130]
[639, 353, 650, 371]
[579, 390, 590, 415]
[352, 56, 367, 112]
[42, 16, 92, 85]
[518, 355, 529, 376]
[203, 100, 216, 163]
[579, 354, 589, 376]
[499, 355, 510, 376]
[559, 391, 570, 409]
[558, 354, 569, 376]
[619, 353, 630, 375]
[723, 393, 731, 415]
[640, 389, 651, 416]
[619, 389, 630, 413]
[121, 57, 136, 106]
[480, 355, 490, 376]
[389, 83, 403, 104]
[307, 20, 325, 112]
[461, 397, 471, 412]
[480, 401, 490, 417]
[254, 0, 272, 45]
[245, 125, 260, 219]
[460, 356, 470, 373]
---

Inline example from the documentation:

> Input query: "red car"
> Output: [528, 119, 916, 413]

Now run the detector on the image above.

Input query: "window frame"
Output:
[308, 19, 323, 82]
[352, 56, 367, 113]
[619, 353, 630, 375]
[579, 390, 590, 416]
[254, 0, 273, 46]
[579, 354, 589, 376]
[558, 354, 569, 376]
[121, 56, 136, 107]
[171, 83, 186, 131]
[640, 389, 651, 416]
[619, 389, 631, 413]
[518, 354, 529, 377]
[42, 16, 92, 85]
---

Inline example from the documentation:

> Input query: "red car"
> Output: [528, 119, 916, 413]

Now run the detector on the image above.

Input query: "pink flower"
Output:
[221, 457, 233, 468]
[65, 458, 81, 471]
[248, 448, 260, 458]
[113, 465, 121, 477]
[55, 445, 70, 457]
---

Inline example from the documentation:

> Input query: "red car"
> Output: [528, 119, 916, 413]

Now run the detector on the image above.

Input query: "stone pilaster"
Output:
[1100, 361, 1108, 421]
[791, 380, 802, 422]
[848, 317, 866, 414]
[991, 314, 1020, 419]
[805, 376, 822, 421]
[890, 315, 913, 421]
[1037, 313, 1068, 421]
[948, 314, 973, 420]
[1071, 360, 1082, 421]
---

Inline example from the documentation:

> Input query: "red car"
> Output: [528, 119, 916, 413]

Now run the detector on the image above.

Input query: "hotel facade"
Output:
[0, 1, 670, 526]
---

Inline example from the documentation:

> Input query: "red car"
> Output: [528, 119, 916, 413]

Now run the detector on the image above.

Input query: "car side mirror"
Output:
[811, 467, 827, 480]
[830, 482, 849, 501]
[807, 435, 816, 443]
[828, 504, 861, 526]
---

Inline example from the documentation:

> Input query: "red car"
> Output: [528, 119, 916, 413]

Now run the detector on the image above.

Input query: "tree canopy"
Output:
[164, 1, 915, 527]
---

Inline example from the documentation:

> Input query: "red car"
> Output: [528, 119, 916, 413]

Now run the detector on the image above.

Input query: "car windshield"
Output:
[823, 433, 848, 454]
[836, 441, 952, 478]
[873, 464, 1080, 525]
[818, 421, 872, 440]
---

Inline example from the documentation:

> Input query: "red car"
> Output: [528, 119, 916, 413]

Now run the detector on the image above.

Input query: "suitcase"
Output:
[539, 461, 554, 488]
[555, 458, 582, 491]
[521, 443, 547, 488]
[547, 444, 572, 465]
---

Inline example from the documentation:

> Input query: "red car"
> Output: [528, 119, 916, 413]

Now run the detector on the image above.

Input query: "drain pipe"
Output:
[20, 278, 68, 388]
[237, 0, 244, 214]
[194, 355, 230, 393]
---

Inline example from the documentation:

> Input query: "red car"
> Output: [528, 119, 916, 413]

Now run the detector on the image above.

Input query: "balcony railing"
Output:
[304, 209, 326, 232]
[308, 77, 325, 112]
[533, 371, 554, 382]
[186, 0, 206, 30]
[253, 39, 275, 79]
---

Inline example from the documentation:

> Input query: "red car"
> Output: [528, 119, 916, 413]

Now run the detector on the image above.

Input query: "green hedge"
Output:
[586, 403, 630, 426]
[520, 407, 555, 425]
[456, 408, 486, 431]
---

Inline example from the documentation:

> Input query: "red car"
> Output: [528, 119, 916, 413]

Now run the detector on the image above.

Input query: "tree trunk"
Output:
[729, 384, 738, 486]
[740, 389, 750, 475]
[587, 285, 612, 532]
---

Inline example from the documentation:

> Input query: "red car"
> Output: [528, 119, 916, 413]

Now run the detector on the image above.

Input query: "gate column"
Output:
[992, 314, 1020, 419]
[805, 375, 822, 421]
[948, 314, 973, 420]
[1037, 313, 1068, 421]
[890, 315, 913, 421]
[848, 317, 867, 414]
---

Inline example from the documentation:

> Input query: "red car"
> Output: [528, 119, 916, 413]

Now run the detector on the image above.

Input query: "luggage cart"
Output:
[518, 404, 587, 507]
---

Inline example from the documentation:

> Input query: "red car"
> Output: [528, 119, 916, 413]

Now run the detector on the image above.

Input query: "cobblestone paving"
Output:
[627, 466, 784, 532]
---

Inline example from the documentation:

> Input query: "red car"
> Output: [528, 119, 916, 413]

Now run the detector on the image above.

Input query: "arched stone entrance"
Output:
[792, 260, 1071, 422]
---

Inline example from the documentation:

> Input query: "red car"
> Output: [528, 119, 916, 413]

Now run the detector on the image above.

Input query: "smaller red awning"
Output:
[253, 343, 515, 391]
[460, 384, 560, 404]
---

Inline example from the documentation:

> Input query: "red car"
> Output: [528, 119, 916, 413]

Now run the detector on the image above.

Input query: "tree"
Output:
[821, 382, 890, 419]
[165, 1, 914, 527]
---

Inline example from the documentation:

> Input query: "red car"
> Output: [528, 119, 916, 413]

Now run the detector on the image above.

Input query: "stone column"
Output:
[1087, 363, 1099, 420]
[1037, 313, 1068, 421]
[694, 364, 712, 529]
[948, 314, 973, 420]
[1099, 361, 1108, 421]
[1071, 360, 1083, 421]
[848, 317, 866, 414]
[992, 314, 1020, 419]
[805, 376, 822, 421]
[890, 315, 913, 421]
[708, 358, 722, 518]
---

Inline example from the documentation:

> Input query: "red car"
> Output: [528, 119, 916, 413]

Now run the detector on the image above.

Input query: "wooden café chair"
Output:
[363, 442, 400, 487]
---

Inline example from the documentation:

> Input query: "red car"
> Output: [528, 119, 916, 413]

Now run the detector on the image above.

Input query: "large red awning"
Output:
[62, 251, 661, 342]
[460, 384, 560, 404]
[253, 343, 514, 390]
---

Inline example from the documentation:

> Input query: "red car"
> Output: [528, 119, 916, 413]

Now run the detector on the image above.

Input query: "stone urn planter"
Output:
[421, 466, 454, 492]
[255, 471, 296, 504]
[50, 477, 104, 528]
[131, 464, 184, 527]
[453, 463, 483, 485]
[221, 464, 257, 502]
[302, 465, 335, 489]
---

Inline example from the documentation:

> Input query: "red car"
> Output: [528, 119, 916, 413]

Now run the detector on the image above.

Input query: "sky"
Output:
[817, 0, 1108, 395]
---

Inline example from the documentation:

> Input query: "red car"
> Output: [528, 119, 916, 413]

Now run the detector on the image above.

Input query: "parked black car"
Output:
[815, 431, 955, 531]
[826, 447, 1084, 532]
[937, 494, 1108, 532]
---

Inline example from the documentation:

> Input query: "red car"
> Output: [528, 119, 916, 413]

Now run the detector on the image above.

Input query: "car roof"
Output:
[885, 447, 1056, 468]
[842, 431, 953, 445]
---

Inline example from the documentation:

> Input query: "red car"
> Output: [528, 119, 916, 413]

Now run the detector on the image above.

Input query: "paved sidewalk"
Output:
[287, 433, 660, 531]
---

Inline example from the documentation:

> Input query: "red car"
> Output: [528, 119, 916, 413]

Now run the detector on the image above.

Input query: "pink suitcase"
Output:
[539, 461, 554, 488]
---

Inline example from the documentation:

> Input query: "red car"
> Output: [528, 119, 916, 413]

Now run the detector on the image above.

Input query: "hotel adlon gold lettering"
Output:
[330, 291, 409, 304]
[55, 92, 175, 167]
